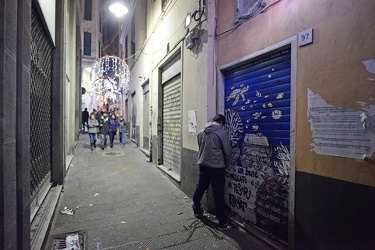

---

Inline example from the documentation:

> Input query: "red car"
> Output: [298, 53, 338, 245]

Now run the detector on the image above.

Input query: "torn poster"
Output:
[188, 110, 197, 134]
[307, 89, 375, 159]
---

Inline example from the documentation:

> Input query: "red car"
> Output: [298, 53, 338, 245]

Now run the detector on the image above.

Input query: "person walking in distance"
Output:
[87, 112, 99, 150]
[99, 112, 110, 150]
[109, 113, 118, 148]
[82, 108, 89, 131]
[192, 114, 238, 230]
[95, 110, 102, 123]
[117, 116, 127, 147]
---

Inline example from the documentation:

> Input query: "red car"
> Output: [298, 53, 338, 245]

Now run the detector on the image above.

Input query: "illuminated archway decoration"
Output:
[91, 56, 130, 106]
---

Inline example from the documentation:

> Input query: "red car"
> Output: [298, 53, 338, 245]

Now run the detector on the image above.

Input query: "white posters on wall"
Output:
[307, 89, 375, 159]
[188, 110, 197, 134]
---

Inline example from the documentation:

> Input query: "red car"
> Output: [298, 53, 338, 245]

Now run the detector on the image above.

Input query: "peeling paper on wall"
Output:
[356, 101, 375, 133]
[188, 110, 197, 134]
[363, 59, 375, 74]
[307, 89, 375, 159]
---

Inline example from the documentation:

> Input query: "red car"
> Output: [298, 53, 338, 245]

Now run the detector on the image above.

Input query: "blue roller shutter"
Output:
[224, 48, 291, 243]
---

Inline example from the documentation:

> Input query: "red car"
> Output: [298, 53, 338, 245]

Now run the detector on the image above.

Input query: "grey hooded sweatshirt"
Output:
[197, 122, 232, 169]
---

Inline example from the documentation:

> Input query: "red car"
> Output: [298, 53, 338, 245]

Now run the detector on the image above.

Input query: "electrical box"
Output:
[185, 32, 195, 49]
[191, 27, 200, 40]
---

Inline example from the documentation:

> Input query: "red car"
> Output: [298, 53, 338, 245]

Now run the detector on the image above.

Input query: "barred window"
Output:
[84, 0, 92, 20]
[84, 32, 91, 56]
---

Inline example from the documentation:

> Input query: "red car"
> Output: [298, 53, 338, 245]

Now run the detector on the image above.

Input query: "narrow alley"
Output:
[3, 1, 375, 249]
[44, 133, 277, 250]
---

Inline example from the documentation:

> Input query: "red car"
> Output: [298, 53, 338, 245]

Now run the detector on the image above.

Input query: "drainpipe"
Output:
[207, 0, 217, 118]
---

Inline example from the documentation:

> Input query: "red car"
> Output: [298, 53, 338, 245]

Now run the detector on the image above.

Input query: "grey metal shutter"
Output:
[162, 77, 182, 175]
[143, 91, 150, 150]
[224, 48, 291, 243]
[131, 93, 136, 140]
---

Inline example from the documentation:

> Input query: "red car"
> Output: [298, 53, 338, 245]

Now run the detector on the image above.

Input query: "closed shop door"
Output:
[125, 99, 129, 133]
[143, 89, 150, 150]
[162, 76, 182, 175]
[131, 93, 136, 140]
[224, 48, 291, 243]
[30, 4, 53, 198]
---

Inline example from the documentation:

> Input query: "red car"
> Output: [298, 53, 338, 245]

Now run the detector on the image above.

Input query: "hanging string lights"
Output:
[91, 56, 130, 105]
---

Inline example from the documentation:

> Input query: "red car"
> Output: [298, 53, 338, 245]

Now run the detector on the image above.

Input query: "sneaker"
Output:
[193, 208, 204, 218]
[101, 147, 104, 150]
[122, 144, 124, 148]
[91, 147, 94, 150]
[218, 223, 238, 231]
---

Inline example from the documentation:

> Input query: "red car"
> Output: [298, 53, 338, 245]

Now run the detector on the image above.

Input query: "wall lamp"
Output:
[138, 74, 145, 82]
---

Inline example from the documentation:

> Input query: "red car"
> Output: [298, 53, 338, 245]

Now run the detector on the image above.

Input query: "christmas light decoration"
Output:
[91, 56, 130, 105]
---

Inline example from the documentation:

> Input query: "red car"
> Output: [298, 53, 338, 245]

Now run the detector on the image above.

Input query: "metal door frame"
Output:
[217, 36, 297, 245]
[157, 48, 182, 181]
[142, 80, 150, 150]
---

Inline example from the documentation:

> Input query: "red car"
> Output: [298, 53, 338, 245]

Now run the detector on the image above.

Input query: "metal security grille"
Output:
[30, 5, 53, 196]
[162, 77, 181, 175]
[143, 91, 150, 150]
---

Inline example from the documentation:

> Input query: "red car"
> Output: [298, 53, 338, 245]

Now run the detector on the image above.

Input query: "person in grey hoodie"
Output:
[87, 112, 99, 150]
[192, 114, 237, 230]
[117, 116, 127, 147]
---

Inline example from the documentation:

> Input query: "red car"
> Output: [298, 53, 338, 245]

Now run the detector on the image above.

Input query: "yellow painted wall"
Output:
[216, 0, 375, 187]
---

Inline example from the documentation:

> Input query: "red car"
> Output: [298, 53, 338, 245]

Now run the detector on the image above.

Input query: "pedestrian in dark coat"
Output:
[99, 112, 110, 150]
[95, 111, 102, 123]
[82, 108, 89, 131]
[109, 113, 118, 148]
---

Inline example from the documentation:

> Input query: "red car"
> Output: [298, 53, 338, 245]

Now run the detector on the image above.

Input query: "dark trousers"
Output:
[193, 165, 228, 226]
[100, 134, 108, 148]
[109, 131, 116, 146]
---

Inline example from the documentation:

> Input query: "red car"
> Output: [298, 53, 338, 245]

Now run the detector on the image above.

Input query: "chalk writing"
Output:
[233, 183, 252, 200]
[257, 200, 288, 216]
[256, 207, 281, 223]
[245, 169, 259, 178]
[229, 193, 248, 212]
[226, 172, 247, 183]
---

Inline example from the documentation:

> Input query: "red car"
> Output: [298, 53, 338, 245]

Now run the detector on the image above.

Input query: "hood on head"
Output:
[203, 122, 222, 134]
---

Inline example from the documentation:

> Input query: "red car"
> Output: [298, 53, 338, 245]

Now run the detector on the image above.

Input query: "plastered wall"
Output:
[143, 0, 209, 151]
[216, 0, 375, 187]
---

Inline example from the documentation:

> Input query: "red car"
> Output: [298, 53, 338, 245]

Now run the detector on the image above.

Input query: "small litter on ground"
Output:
[60, 207, 74, 215]
[65, 233, 81, 250]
